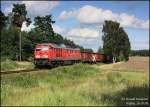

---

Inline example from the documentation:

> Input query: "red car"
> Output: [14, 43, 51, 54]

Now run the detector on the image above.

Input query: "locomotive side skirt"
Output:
[34, 58, 81, 66]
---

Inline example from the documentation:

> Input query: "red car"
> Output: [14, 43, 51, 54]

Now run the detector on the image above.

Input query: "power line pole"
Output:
[19, 29, 21, 61]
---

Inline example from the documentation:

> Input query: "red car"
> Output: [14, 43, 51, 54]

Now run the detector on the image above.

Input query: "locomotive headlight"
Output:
[36, 55, 40, 58]
[43, 55, 48, 58]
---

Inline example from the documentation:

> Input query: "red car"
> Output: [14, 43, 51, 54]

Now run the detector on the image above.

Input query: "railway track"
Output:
[0, 68, 43, 75]
[1, 65, 68, 75]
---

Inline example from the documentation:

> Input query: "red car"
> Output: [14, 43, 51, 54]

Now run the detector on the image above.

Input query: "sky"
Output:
[1, 1, 149, 52]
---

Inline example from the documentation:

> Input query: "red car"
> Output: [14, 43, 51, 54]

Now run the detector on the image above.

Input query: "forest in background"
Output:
[130, 50, 149, 56]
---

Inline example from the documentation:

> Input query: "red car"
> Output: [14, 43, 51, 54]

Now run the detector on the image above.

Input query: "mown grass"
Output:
[1, 63, 149, 106]
[1, 59, 34, 71]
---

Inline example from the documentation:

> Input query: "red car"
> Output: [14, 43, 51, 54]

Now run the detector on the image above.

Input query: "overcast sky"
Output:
[1, 1, 149, 51]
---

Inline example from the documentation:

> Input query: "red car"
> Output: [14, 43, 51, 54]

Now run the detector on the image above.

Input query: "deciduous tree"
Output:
[0, 11, 8, 30]
[102, 20, 131, 62]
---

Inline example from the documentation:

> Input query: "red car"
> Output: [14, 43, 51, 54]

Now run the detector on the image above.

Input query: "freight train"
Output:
[34, 43, 112, 67]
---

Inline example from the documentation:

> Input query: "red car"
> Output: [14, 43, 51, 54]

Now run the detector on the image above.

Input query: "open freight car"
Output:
[81, 52, 105, 63]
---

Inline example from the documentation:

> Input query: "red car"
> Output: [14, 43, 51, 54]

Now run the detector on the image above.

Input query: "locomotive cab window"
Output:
[35, 48, 41, 51]
[42, 47, 49, 51]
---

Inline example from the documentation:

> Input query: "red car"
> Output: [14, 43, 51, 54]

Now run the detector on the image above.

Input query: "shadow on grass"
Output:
[101, 84, 149, 106]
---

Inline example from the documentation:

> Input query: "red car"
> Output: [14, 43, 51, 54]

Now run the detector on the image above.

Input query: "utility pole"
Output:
[19, 29, 21, 61]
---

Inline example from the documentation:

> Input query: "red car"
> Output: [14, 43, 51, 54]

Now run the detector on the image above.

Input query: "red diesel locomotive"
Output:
[34, 43, 112, 67]
[34, 43, 81, 66]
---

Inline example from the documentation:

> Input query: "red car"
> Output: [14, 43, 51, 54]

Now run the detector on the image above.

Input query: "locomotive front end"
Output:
[34, 44, 51, 66]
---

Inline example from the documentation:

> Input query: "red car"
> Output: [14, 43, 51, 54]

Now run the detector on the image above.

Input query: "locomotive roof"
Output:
[37, 43, 80, 50]
[81, 51, 104, 55]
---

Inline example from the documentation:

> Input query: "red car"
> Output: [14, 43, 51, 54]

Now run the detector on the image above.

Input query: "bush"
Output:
[118, 55, 125, 61]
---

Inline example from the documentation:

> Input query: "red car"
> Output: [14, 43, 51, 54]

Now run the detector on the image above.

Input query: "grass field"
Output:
[1, 59, 34, 71]
[1, 57, 149, 106]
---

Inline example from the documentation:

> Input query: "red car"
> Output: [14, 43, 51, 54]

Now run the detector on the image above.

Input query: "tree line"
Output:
[130, 50, 149, 56]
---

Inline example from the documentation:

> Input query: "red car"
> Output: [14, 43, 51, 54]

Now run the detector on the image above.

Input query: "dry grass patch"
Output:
[98, 57, 149, 72]
[113, 56, 149, 72]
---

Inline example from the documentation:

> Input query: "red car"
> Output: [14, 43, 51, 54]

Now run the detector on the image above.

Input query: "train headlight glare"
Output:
[43, 55, 48, 58]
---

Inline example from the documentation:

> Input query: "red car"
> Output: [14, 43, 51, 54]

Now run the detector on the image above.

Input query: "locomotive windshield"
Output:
[42, 47, 49, 51]
[35, 48, 41, 51]
[35, 47, 49, 51]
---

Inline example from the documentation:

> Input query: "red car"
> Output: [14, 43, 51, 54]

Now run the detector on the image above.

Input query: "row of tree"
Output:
[1, 4, 93, 61]
[130, 50, 149, 56]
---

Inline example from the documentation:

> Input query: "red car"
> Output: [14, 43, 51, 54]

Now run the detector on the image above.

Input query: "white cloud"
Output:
[2, 1, 20, 15]
[21, 22, 35, 32]
[3, 5, 13, 15]
[76, 5, 118, 24]
[119, 13, 149, 29]
[67, 28, 100, 38]
[58, 5, 149, 29]
[2, 1, 59, 17]
[59, 10, 76, 20]
[22, 1, 59, 17]
[51, 24, 102, 51]
[51, 25, 102, 52]
[53, 24, 103, 51]
[68, 36, 101, 52]
[52, 25, 65, 34]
